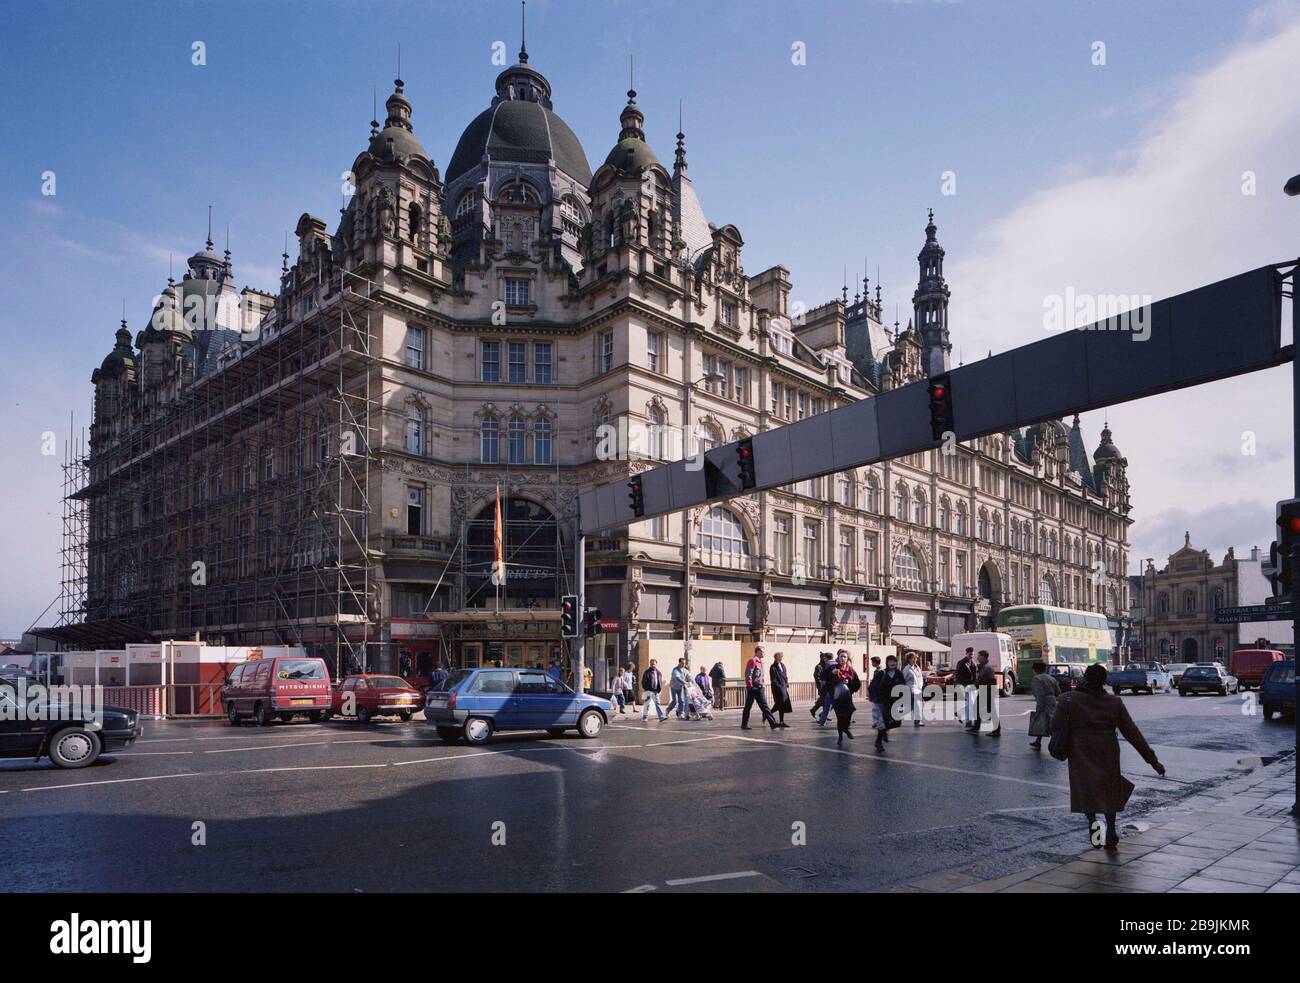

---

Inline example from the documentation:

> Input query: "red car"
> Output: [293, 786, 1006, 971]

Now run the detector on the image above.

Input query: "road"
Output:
[1, 689, 1293, 893]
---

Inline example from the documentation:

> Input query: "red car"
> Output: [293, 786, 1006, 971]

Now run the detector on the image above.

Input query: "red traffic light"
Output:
[931, 385, 945, 399]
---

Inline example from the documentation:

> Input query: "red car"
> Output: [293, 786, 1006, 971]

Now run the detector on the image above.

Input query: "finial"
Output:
[674, 101, 687, 171]
[520, 1, 528, 64]
[224, 222, 231, 264]
[206, 205, 213, 248]
[169, 252, 174, 285]
[282, 231, 289, 273]
[395, 44, 402, 91]
[371, 88, 379, 136]
[842, 268, 848, 303]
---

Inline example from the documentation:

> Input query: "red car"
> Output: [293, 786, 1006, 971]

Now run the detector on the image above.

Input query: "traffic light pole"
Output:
[573, 528, 585, 693]
[1292, 267, 1299, 817]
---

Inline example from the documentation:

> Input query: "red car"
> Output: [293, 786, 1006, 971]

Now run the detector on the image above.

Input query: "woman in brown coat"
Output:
[1051, 663, 1165, 848]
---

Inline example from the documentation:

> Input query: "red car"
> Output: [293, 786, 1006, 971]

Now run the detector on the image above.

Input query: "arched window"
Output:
[955, 502, 968, 536]
[1037, 528, 1047, 555]
[913, 490, 927, 525]
[533, 418, 552, 465]
[404, 402, 425, 455]
[408, 202, 422, 244]
[1050, 532, 1058, 559]
[1182, 590, 1196, 614]
[938, 497, 951, 532]
[1038, 574, 1057, 606]
[480, 415, 499, 464]
[894, 485, 908, 520]
[455, 191, 479, 219]
[1158, 592, 1170, 615]
[977, 509, 988, 541]
[507, 415, 527, 464]
[864, 474, 880, 513]
[837, 474, 853, 507]
[893, 546, 924, 591]
[696, 506, 752, 567]
[648, 406, 668, 460]
[1212, 588, 1224, 612]
[992, 514, 1002, 544]
[1009, 521, 1020, 550]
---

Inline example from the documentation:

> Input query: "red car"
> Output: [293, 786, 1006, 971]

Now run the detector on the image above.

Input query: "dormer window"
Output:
[455, 191, 479, 219]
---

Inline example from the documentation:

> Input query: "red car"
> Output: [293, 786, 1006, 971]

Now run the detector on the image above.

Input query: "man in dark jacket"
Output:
[640, 659, 666, 722]
[954, 647, 977, 729]
[428, 663, 450, 691]
[970, 650, 1001, 737]
[708, 662, 727, 709]
[741, 647, 780, 731]
[810, 651, 836, 726]
[868, 654, 907, 751]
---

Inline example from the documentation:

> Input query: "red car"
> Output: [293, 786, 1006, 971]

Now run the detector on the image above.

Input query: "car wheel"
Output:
[1002, 675, 1015, 698]
[577, 709, 604, 739]
[226, 703, 240, 726]
[1262, 705, 1275, 720]
[1112, 686, 1123, 696]
[436, 726, 461, 744]
[546, 727, 566, 737]
[1218, 686, 1227, 696]
[1179, 689, 1188, 697]
[398, 711, 412, 722]
[356, 706, 372, 725]
[463, 717, 493, 745]
[307, 711, 323, 723]
[254, 702, 274, 726]
[48, 727, 101, 769]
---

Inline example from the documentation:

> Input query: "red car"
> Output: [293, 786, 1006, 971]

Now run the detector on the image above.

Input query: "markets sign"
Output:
[1214, 603, 1294, 624]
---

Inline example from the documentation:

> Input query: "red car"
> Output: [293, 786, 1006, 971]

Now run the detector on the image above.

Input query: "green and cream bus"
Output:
[995, 604, 1113, 691]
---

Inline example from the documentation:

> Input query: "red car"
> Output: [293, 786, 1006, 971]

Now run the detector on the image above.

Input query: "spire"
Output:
[674, 99, 687, 172]
[913, 207, 951, 378]
[206, 205, 213, 250]
[370, 88, 379, 137]
[619, 65, 645, 142]
[282, 232, 289, 274]
[519, 0, 528, 64]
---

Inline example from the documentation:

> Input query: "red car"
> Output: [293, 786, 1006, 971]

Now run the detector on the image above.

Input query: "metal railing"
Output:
[97, 684, 227, 718]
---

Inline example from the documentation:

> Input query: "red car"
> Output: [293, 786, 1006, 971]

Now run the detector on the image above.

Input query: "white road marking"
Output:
[623, 884, 657, 893]
[665, 870, 761, 886]
[21, 773, 204, 792]
[242, 764, 390, 774]
[203, 739, 376, 754]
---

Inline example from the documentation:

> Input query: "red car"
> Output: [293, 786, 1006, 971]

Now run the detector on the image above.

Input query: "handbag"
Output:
[1048, 692, 1072, 761]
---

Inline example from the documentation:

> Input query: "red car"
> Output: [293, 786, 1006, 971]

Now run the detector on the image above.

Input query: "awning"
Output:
[29, 619, 153, 648]
[892, 636, 950, 654]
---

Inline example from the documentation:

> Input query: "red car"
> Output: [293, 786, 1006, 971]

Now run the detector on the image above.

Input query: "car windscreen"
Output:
[275, 660, 326, 681]
[364, 676, 411, 689]
[1184, 667, 1215, 678]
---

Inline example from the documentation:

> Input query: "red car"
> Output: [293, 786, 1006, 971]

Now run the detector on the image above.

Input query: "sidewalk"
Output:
[919, 756, 1299, 894]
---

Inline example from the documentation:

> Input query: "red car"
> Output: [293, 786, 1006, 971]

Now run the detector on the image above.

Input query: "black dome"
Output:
[447, 100, 591, 185]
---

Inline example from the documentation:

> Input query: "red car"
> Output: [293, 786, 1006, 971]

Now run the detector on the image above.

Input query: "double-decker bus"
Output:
[995, 604, 1113, 690]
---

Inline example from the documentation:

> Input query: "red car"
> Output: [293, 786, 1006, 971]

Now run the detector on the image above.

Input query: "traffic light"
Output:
[736, 437, 756, 490]
[927, 373, 954, 441]
[1274, 498, 1300, 595]
[560, 595, 578, 638]
[627, 474, 644, 517]
[583, 607, 603, 637]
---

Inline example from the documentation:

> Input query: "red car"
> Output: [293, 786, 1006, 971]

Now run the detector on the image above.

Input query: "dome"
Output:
[602, 136, 660, 175]
[1094, 424, 1123, 461]
[446, 61, 591, 185]
[97, 323, 136, 378]
[366, 80, 429, 165]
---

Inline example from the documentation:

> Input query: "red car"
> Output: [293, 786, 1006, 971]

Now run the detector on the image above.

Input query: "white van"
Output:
[949, 631, 1018, 696]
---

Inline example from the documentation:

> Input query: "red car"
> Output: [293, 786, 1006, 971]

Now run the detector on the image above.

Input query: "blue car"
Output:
[424, 667, 615, 745]
[1260, 660, 1295, 721]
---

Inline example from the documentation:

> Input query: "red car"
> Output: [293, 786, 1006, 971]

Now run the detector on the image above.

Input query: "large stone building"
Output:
[72, 39, 1134, 683]
[1136, 535, 1293, 663]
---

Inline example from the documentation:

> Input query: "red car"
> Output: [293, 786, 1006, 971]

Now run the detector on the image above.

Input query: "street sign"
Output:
[1214, 603, 1294, 623]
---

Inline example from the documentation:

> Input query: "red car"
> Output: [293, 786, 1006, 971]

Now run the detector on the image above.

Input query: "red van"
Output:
[1230, 648, 1285, 691]
[222, 655, 332, 726]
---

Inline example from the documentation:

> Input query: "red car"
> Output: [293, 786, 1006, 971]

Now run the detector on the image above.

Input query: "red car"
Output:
[329, 674, 424, 723]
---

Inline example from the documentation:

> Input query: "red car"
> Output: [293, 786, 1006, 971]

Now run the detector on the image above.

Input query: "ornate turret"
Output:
[913, 208, 951, 378]
[366, 77, 429, 164]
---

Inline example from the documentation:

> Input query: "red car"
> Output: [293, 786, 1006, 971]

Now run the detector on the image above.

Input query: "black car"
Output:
[0, 682, 141, 768]
[1177, 664, 1238, 697]
[1047, 663, 1085, 692]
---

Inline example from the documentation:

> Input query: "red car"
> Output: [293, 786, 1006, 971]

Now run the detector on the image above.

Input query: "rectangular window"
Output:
[533, 342, 553, 384]
[404, 325, 425, 369]
[600, 331, 614, 373]
[773, 514, 792, 575]
[507, 417, 526, 464]
[481, 340, 500, 382]
[733, 366, 749, 404]
[508, 342, 526, 382]
[938, 548, 950, 593]
[406, 486, 424, 536]
[839, 527, 855, 581]
[722, 301, 737, 327]
[404, 410, 423, 455]
[504, 277, 530, 306]
[770, 383, 781, 417]
[533, 419, 552, 465]
[647, 332, 662, 374]
[798, 392, 809, 420]
[784, 388, 794, 420]
[802, 520, 821, 580]
[955, 552, 967, 593]
[865, 533, 878, 583]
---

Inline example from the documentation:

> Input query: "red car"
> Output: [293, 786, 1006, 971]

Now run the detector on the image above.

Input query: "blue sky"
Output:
[1, 0, 1297, 636]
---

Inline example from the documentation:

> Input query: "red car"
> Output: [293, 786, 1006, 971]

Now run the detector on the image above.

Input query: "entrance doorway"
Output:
[1181, 637, 1199, 662]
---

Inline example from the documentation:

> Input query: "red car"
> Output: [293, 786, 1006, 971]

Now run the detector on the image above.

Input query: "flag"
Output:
[492, 483, 507, 587]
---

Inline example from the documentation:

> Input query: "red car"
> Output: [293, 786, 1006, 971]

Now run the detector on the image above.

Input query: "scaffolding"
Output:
[58, 415, 88, 628]
[70, 267, 382, 677]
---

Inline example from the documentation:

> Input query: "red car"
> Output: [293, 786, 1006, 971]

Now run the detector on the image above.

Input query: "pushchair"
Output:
[684, 681, 714, 720]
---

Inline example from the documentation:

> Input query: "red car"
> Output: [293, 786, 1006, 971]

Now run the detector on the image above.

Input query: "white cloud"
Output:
[949, 9, 1300, 571]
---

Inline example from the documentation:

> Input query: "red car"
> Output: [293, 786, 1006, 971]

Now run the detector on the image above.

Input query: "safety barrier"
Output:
[98, 685, 226, 719]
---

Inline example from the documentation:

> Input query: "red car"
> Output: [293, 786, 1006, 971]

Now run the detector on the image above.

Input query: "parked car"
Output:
[0, 680, 141, 768]
[1177, 663, 1238, 697]
[424, 667, 614, 745]
[1109, 661, 1173, 695]
[1046, 663, 1086, 692]
[222, 655, 332, 726]
[328, 674, 423, 723]
[1165, 663, 1191, 687]
[1230, 649, 1286, 691]
[1260, 660, 1295, 721]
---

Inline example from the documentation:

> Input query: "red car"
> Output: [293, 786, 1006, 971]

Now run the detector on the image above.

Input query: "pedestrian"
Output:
[969, 650, 1001, 737]
[869, 654, 907, 751]
[548, 659, 562, 682]
[810, 651, 836, 727]
[669, 657, 692, 719]
[624, 662, 639, 712]
[428, 663, 450, 691]
[1028, 660, 1060, 750]
[582, 664, 593, 692]
[611, 665, 630, 714]
[709, 661, 727, 710]
[741, 646, 781, 730]
[1050, 663, 1165, 849]
[694, 665, 713, 703]
[769, 651, 793, 726]
[954, 646, 977, 728]
[640, 659, 667, 722]
[829, 650, 861, 745]
[902, 652, 926, 727]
